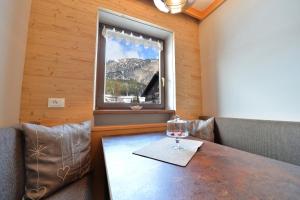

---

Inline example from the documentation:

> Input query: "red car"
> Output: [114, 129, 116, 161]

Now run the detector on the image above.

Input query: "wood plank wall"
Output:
[20, 0, 202, 126]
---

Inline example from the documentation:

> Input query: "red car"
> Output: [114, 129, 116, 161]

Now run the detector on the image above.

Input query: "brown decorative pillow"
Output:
[22, 121, 91, 200]
[189, 118, 215, 142]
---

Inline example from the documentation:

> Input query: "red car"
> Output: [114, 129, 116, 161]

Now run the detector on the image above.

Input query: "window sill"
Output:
[93, 109, 175, 115]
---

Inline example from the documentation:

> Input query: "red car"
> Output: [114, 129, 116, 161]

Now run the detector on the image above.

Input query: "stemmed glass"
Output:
[166, 116, 189, 150]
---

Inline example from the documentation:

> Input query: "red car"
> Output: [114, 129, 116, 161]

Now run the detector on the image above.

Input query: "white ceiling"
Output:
[192, 0, 214, 11]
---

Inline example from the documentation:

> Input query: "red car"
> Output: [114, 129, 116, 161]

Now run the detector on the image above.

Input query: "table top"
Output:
[102, 133, 300, 200]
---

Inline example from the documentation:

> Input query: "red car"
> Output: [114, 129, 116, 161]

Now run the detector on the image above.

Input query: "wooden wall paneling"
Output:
[20, 0, 202, 125]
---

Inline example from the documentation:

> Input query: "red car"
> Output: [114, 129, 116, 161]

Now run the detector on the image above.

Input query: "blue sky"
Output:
[106, 38, 159, 61]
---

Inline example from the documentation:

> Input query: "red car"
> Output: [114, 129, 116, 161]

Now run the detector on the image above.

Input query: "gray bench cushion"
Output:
[0, 128, 25, 200]
[214, 117, 300, 166]
[45, 175, 93, 200]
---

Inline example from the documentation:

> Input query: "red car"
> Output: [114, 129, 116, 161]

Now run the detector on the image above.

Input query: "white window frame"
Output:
[94, 8, 176, 111]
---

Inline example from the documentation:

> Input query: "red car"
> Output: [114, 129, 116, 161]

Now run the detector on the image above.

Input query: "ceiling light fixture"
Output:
[153, 0, 195, 14]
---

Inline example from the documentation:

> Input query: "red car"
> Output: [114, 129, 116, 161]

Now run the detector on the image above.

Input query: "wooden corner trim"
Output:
[185, 0, 225, 20]
[92, 123, 167, 132]
[185, 7, 205, 20]
[92, 123, 167, 137]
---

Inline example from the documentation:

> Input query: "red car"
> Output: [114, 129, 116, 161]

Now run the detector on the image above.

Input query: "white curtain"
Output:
[102, 26, 163, 51]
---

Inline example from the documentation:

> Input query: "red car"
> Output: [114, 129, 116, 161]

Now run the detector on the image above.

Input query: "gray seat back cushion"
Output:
[214, 117, 300, 166]
[45, 175, 92, 200]
[0, 128, 25, 199]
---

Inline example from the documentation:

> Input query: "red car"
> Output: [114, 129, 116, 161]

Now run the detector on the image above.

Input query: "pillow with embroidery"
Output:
[189, 118, 215, 142]
[22, 121, 91, 200]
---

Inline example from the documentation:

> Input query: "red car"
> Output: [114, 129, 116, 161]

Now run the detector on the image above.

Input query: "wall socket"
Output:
[48, 98, 65, 108]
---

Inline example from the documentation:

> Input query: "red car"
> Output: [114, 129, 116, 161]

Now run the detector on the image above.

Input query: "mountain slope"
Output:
[105, 58, 159, 85]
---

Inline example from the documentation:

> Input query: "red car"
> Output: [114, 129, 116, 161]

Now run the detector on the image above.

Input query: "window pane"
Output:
[104, 36, 161, 104]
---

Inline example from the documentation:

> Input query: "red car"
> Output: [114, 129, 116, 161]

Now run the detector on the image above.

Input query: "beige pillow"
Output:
[189, 118, 215, 142]
[22, 121, 91, 200]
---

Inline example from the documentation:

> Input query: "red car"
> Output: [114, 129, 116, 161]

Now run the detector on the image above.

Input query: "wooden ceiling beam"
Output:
[185, 0, 225, 21]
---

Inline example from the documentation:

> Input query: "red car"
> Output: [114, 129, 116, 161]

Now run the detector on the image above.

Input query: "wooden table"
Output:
[102, 133, 300, 200]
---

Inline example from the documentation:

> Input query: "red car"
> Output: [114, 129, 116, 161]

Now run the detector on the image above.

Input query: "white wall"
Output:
[0, 0, 31, 127]
[199, 0, 300, 121]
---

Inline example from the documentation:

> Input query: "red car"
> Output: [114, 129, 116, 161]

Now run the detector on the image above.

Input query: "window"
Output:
[96, 23, 165, 109]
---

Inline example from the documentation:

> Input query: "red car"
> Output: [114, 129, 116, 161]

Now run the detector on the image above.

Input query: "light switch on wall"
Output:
[48, 98, 65, 108]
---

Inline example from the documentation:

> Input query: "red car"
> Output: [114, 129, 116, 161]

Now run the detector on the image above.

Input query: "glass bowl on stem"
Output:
[166, 116, 189, 150]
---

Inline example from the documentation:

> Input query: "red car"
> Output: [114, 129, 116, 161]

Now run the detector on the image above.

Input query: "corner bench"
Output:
[208, 117, 300, 166]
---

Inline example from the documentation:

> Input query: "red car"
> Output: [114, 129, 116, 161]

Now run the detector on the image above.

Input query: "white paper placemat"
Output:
[133, 137, 203, 167]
